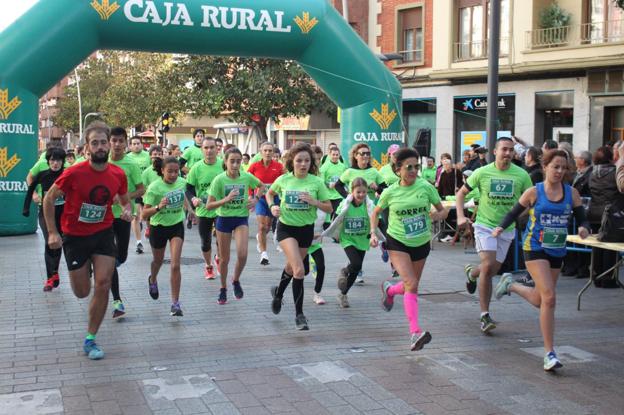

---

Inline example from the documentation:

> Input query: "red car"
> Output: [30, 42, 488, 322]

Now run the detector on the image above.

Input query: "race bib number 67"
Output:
[489, 179, 514, 197]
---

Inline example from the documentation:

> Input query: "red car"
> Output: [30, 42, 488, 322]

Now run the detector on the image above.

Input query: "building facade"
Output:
[378, 0, 624, 159]
[38, 78, 70, 151]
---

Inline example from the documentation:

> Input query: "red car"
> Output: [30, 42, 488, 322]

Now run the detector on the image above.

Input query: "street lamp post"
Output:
[486, 0, 501, 159]
[74, 68, 82, 142]
[83, 112, 102, 139]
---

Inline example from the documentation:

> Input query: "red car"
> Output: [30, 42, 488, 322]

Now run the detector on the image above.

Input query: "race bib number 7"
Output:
[402, 215, 427, 239]
[79, 203, 106, 223]
[541, 227, 567, 249]
[489, 179, 514, 197]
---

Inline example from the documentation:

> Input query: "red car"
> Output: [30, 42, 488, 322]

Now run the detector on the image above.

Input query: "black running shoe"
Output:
[148, 275, 159, 300]
[270, 286, 282, 315]
[295, 313, 309, 330]
[217, 288, 227, 305]
[410, 331, 432, 351]
[233, 281, 244, 299]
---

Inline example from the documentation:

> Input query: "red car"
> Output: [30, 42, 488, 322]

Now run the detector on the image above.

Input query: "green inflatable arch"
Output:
[0, 0, 402, 235]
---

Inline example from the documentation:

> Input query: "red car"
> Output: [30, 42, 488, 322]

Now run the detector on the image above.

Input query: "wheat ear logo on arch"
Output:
[0, 90, 22, 120]
[370, 103, 397, 130]
[91, 0, 121, 20]
[294, 12, 319, 34]
[0, 147, 21, 178]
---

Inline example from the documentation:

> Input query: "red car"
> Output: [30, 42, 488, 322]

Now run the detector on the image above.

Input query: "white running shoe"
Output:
[260, 251, 269, 266]
[312, 293, 326, 305]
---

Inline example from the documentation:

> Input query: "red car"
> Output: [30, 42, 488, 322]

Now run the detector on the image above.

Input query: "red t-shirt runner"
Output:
[248, 160, 284, 186]
[55, 161, 128, 236]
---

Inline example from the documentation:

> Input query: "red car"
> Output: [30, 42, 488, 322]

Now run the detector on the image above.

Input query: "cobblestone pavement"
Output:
[1, 222, 624, 414]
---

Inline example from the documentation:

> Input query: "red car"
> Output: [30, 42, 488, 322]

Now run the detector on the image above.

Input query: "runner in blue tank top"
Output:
[522, 182, 571, 258]
[491, 150, 590, 372]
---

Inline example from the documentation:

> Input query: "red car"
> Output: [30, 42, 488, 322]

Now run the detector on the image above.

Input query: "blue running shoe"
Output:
[83, 340, 104, 360]
[544, 351, 563, 371]
[381, 242, 389, 263]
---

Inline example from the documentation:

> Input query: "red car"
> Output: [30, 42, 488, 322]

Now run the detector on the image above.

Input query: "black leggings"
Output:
[303, 249, 325, 294]
[198, 217, 215, 253]
[111, 218, 131, 302]
[342, 246, 366, 295]
[38, 208, 63, 279]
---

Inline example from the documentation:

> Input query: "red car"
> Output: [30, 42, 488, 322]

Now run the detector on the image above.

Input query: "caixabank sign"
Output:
[0, 0, 402, 235]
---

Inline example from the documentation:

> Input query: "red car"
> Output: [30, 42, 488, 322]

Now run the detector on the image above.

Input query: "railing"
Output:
[453, 38, 510, 61]
[397, 49, 423, 64]
[525, 20, 623, 49]
[581, 19, 624, 44]
[526, 25, 571, 48]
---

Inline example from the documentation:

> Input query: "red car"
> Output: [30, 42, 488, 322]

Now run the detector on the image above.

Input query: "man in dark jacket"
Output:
[465, 145, 486, 172]
[524, 146, 544, 184]
[572, 151, 593, 197]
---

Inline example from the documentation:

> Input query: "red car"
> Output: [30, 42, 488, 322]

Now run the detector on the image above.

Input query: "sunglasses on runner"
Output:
[403, 164, 420, 171]
[357, 152, 371, 156]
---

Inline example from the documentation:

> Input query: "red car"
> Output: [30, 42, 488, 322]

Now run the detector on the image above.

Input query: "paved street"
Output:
[1, 221, 624, 415]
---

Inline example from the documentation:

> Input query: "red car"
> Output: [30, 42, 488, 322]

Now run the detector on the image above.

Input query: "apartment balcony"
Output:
[453, 38, 510, 62]
[526, 20, 623, 49]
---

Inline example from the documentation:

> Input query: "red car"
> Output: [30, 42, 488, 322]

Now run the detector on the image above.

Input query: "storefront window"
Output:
[404, 99, 437, 158]
[453, 94, 515, 158]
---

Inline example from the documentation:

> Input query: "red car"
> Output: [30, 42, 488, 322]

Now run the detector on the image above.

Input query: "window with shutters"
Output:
[398, 7, 424, 64]
[583, 0, 624, 44]
[455, 0, 510, 61]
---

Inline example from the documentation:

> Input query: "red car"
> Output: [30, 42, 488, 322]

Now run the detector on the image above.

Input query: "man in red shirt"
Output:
[43, 121, 132, 360]
[247, 142, 284, 265]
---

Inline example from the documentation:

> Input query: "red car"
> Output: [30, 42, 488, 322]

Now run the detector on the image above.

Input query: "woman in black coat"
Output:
[588, 146, 620, 287]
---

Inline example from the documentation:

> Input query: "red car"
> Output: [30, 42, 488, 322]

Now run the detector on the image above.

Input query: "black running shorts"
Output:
[276, 222, 314, 248]
[63, 227, 117, 271]
[149, 222, 185, 249]
[385, 234, 431, 262]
